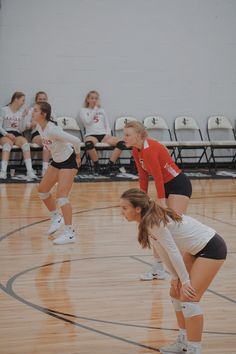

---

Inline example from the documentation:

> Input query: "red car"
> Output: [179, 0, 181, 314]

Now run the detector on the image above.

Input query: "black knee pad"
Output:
[85, 140, 95, 150]
[116, 140, 126, 150]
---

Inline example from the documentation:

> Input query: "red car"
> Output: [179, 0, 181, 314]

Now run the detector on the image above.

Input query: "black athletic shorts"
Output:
[164, 172, 192, 198]
[50, 152, 78, 170]
[6, 130, 22, 137]
[194, 233, 227, 260]
[88, 134, 106, 142]
[0, 133, 3, 139]
[31, 131, 40, 140]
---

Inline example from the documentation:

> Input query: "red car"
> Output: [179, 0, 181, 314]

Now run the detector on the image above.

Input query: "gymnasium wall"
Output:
[0, 0, 236, 134]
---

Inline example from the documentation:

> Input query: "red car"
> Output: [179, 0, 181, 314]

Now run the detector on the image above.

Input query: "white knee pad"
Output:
[2, 143, 12, 152]
[22, 143, 30, 152]
[171, 297, 182, 311]
[38, 192, 51, 200]
[181, 302, 203, 318]
[57, 197, 69, 207]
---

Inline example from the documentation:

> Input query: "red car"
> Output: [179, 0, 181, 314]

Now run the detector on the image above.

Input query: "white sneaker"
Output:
[0, 171, 7, 179]
[27, 170, 38, 180]
[53, 229, 75, 245]
[48, 215, 64, 234]
[160, 334, 187, 353]
[140, 263, 166, 280]
[186, 345, 201, 354]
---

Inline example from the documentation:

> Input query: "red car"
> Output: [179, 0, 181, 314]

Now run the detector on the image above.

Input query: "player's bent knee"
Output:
[22, 143, 30, 152]
[2, 143, 12, 152]
[181, 301, 203, 318]
[85, 140, 95, 150]
[57, 197, 69, 207]
[116, 140, 126, 150]
[38, 192, 51, 200]
[171, 297, 182, 311]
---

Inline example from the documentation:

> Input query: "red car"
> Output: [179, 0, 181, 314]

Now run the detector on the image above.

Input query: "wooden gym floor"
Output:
[0, 179, 235, 353]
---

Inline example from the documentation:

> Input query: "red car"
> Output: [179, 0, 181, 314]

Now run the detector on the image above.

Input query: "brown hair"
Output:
[36, 102, 56, 124]
[9, 91, 25, 105]
[121, 188, 182, 248]
[124, 121, 148, 139]
[35, 91, 48, 102]
[84, 90, 100, 108]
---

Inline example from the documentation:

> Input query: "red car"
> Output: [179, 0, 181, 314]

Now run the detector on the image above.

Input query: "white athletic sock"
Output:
[25, 158, 33, 172]
[50, 210, 60, 219]
[65, 225, 73, 232]
[153, 257, 164, 271]
[42, 161, 49, 170]
[1, 160, 8, 172]
[179, 328, 186, 338]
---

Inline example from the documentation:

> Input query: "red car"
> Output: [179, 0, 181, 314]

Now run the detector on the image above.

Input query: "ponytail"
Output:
[121, 188, 182, 249]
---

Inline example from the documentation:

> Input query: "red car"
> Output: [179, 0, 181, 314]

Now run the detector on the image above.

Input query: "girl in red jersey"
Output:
[124, 121, 192, 280]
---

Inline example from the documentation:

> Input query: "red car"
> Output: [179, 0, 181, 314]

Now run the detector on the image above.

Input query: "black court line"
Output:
[3, 257, 236, 337]
[194, 212, 236, 228]
[1, 205, 236, 353]
[131, 255, 236, 305]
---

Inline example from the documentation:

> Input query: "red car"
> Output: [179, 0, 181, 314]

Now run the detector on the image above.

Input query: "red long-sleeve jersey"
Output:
[132, 138, 181, 198]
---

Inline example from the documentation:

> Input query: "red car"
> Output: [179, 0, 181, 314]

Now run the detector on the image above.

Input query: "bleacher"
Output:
[0, 114, 236, 180]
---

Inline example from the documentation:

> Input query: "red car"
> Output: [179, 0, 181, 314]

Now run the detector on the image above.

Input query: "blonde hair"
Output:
[121, 188, 182, 248]
[9, 91, 25, 105]
[84, 90, 100, 108]
[124, 121, 148, 139]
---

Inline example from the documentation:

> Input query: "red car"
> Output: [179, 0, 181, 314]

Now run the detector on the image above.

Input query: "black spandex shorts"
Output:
[164, 172, 192, 198]
[31, 131, 40, 140]
[88, 134, 106, 143]
[6, 130, 22, 137]
[194, 233, 227, 260]
[50, 152, 78, 170]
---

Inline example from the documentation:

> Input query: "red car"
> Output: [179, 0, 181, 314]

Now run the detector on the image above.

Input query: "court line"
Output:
[0, 205, 236, 353]
[131, 256, 236, 304]
[2, 257, 236, 337]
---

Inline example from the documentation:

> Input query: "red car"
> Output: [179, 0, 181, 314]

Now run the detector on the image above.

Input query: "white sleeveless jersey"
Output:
[80, 107, 111, 136]
[0, 106, 26, 135]
[149, 214, 216, 284]
[37, 122, 81, 162]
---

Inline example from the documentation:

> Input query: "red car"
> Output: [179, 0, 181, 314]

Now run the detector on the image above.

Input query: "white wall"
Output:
[0, 0, 236, 134]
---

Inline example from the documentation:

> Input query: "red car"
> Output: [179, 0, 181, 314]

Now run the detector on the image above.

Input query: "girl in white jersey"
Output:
[0, 91, 37, 180]
[33, 102, 81, 245]
[120, 188, 227, 354]
[80, 91, 126, 175]
[26, 91, 56, 175]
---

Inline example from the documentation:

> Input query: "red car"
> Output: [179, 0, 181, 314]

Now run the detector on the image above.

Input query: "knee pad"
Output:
[2, 143, 12, 152]
[171, 297, 182, 311]
[116, 140, 126, 150]
[181, 302, 203, 318]
[57, 197, 69, 207]
[38, 192, 51, 200]
[85, 140, 95, 150]
[22, 143, 30, 152]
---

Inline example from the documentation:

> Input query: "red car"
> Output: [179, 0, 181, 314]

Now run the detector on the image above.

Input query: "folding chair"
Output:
[174, 116, 211, 169]
[114, 116, 138, 170]
[207, 116, 236, 169]
[143, 116, 179, 161]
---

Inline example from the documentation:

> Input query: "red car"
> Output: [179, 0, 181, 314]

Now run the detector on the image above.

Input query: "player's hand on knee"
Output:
[180, 280, 196, 301]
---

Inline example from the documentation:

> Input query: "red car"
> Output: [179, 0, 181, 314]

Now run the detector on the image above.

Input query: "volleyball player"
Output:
[26, 91, 56, 176]
[120, 188, 227, 354]
[80, 91, 126, 175]
[124, 121, 192, 281]
[33, 101, 81, 245]
[0, 91, 37, 180]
